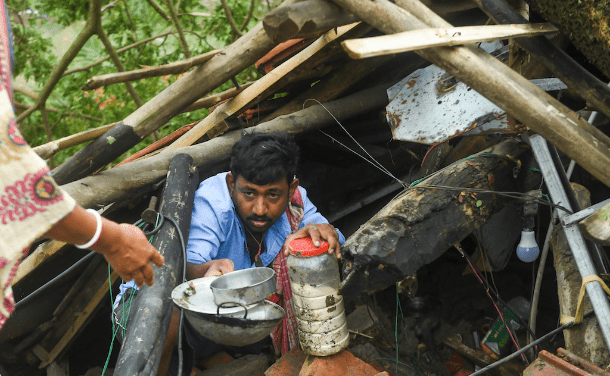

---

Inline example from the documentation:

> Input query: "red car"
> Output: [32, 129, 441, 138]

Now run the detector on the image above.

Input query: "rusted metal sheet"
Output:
[385, 62, 566, 145]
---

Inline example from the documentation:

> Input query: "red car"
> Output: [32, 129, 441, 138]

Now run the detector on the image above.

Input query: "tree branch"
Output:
[96, 23, 144, 107]
[63, 30, 174, 76]
[166, 0, 191, 58]
[15, 0, 101, 124]
[240, 0, 256, 31]
[121, 0, 138, 41]
[144, 0, 172, 22]
[33, 122, 118, 160]
[82, 49, 219, 90]
[220, 0, 244, 37]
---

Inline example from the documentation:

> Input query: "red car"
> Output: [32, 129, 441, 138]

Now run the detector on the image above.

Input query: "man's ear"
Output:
[226, 173, 235, 195]
[289, 178, 299, 199]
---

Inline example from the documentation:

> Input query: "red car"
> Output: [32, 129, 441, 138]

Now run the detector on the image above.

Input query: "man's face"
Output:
[226, 173, 299, 234]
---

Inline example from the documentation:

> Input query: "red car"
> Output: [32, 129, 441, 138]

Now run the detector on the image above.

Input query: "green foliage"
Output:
[9, 0, 267, 167]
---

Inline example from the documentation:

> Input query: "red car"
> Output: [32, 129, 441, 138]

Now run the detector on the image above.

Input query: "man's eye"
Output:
[269, 193, 279, 199]
[244, 192, 255, 197]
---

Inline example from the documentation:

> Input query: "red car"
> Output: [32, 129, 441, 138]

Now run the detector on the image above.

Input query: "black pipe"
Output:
[114, 154, 198, 375]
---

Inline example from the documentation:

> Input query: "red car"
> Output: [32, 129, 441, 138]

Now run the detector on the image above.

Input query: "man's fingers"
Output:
[133, 270, 145, 287]
[142, 264, 155, 286]
[151, 249, 165, 267]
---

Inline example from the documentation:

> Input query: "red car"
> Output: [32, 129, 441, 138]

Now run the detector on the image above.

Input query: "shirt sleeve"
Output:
[298, 186, 345, 244]
[186, 187, 227, 265]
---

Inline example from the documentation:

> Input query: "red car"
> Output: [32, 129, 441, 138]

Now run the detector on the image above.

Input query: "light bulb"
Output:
[516, 230, 539, 262]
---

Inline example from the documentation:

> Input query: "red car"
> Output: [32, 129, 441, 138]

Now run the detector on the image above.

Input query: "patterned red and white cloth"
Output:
[0, 0, 75, 330]
[268, 187, 304, 356]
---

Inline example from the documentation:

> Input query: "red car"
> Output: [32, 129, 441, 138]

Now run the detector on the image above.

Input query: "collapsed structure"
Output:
[3, 0, 610, 374]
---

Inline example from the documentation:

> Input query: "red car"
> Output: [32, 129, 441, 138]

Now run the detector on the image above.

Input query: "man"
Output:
[115, 131, 344, 375]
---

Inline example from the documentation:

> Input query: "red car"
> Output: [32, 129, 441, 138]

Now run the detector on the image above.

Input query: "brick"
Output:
[298, 350, 381, 376]
[201, 351, 234, 369]
[265, 349, 308, 376]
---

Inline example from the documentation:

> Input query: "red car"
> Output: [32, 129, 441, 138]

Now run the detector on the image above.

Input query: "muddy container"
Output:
[287, 238, 349, 356]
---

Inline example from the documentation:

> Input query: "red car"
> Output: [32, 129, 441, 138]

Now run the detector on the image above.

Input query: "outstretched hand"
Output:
[94, 222, 165, 287]
[283, 223, 341, 259]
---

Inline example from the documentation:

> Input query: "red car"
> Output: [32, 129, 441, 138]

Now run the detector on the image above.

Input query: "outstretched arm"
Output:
[44, 206, 165, 287]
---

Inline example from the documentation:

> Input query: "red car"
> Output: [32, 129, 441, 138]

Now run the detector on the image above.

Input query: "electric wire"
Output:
[303, 98, 407, 187]
[470, 309, 595, 376]
[455, 246, 540, 350]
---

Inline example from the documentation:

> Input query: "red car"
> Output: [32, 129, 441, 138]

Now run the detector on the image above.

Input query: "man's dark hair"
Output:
[230, 132, 299, 185]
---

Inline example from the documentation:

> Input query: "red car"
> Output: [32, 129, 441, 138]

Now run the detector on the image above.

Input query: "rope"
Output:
[561, 275, 610, 325]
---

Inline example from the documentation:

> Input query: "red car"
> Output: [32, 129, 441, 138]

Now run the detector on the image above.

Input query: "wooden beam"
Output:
[263, 0, 359, 43]
[342, 23, 557, 58]
[328, 0, 610, 190]
[552, 183, 610, 367]
[81, 49, 220, 90]
[62, 82, 394, 209]
[162, 23, 361, 152]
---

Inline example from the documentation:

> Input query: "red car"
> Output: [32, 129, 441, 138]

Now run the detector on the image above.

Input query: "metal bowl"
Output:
[183, 300, 285, 347]
[210, 267, 276, 306]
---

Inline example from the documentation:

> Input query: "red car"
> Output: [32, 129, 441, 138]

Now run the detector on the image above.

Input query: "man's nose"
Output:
[253, 197, 266, 216]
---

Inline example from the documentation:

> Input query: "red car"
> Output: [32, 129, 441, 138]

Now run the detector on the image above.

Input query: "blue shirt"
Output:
[187, 172, 344, 269]
[114, 172, 344, 308]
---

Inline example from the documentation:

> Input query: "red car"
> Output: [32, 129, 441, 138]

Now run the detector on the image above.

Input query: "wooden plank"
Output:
[162, 22, 360, 152]
[39, 269, 119, 368]
[12, 241, 68, 286]
[342, 23, 558, 58]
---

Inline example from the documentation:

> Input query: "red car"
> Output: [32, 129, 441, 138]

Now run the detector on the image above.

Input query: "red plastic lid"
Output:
[289, 237, 329, 257]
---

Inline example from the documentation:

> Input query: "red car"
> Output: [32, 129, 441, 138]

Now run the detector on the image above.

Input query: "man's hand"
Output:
[95, 223, 165, 287]
[203, 259, 235, 277]
[283, 223, 341, 259]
